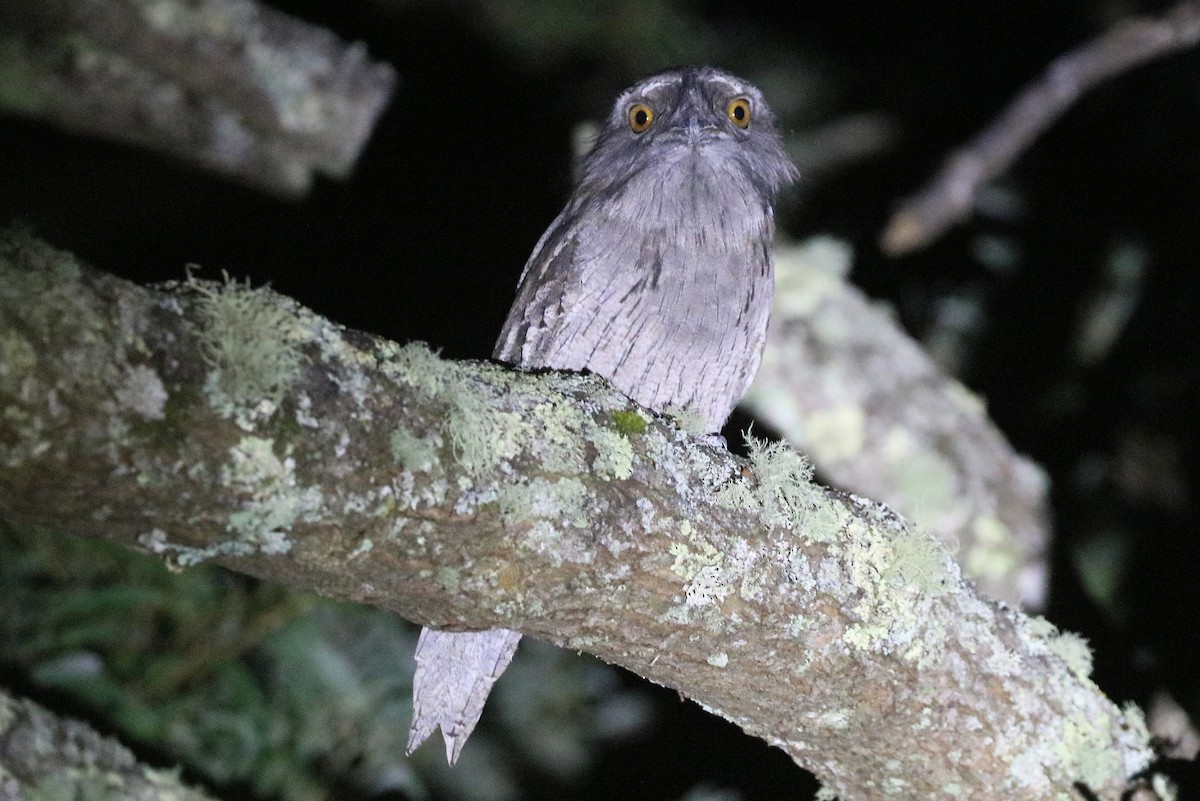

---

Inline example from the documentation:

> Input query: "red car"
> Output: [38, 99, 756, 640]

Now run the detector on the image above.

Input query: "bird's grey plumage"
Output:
[406, 628, 521, 763]
[408, 65, 797, 763]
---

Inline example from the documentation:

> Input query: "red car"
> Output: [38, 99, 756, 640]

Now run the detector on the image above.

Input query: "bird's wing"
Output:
[492, 206, 589, 367]
[492, 201, 774, 431]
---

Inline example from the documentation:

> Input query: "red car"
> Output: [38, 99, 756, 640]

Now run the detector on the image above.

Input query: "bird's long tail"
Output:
[406, 627, 522, 764]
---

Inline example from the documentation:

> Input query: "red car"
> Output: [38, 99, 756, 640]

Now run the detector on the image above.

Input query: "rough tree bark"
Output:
[746, 240, 1049, 608]
[0, 0, 396, 196]
[0, 234, 1156, 800]
[0, 688, 219, 801]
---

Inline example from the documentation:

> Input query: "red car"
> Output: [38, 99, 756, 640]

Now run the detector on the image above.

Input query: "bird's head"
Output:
[580, 66, 798, 204]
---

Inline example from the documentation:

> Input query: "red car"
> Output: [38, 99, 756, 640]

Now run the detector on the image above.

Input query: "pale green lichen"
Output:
[669, 526, 729, 608]
[881, 526, 956, 598]
[222, 435, 321, 555]
[1114, 702, 1154, 777]
[839, 507, 956, 661]
[133, 529, 198, 569]
[1046, 630, 1094, 680]
[530, 398, 588, 472]
[748, 438, 817, 527]
[499, 477, 589, 529]
[389, 343, 639, 487]
[1024, 614, 1059, 642]
[565, 634, 599, 650]
[991, 620, 1150, 794]
[714, 436, 831, 540]
[451, 390, 523, 475]
[387, 341, 448, 395]
[712, 477, 758, 510]
[390, 428, 437, 472]
[520, 519, 565, 563]
[191, 273, 305, 422]
[810, 708, 850, 730]
[496, 474, 596, 565]
[434, 567, 461, 595]
[785, 613, 814, 639]
[1, 234, 121, 468]
[590, 426, 634, 480]
[389, 346, 529, 478]
[662, 404, 708, 436]
[735, 541, 771, 602]
[1052, 710, 1127, 791]
[528, 378, 643, 482]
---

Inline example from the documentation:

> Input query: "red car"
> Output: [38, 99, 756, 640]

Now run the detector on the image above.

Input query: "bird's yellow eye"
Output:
[727, 97, 752, 128]
[628, 103, 654, 133]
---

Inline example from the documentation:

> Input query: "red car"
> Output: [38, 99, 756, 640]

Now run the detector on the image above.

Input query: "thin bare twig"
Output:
[881, 1, 1200, 256]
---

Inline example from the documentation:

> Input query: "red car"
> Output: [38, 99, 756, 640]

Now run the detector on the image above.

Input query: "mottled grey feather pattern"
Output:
[409, 66, 797, 764]
[406, 628, 520, 764]
[495, 65, 797, 430]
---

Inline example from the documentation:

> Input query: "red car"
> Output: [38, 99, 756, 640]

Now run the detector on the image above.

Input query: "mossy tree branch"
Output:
[746, 240, 1050, 608]
[0, 234, 1154, 801]
[0, 688, 219, 801]
[0, 0, 396, 196]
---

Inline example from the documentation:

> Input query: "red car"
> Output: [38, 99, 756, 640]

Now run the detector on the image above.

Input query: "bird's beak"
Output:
[666, 115, 722, 146]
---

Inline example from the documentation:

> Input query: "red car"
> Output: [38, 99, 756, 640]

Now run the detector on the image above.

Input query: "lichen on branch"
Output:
[0, 232, 1155, 801]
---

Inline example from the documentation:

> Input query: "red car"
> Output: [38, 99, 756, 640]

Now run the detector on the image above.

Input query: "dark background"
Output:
[3, 2, 1200, 799]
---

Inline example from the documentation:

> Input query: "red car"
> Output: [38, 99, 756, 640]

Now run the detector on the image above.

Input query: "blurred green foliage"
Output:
[0, 525, 426, 800]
